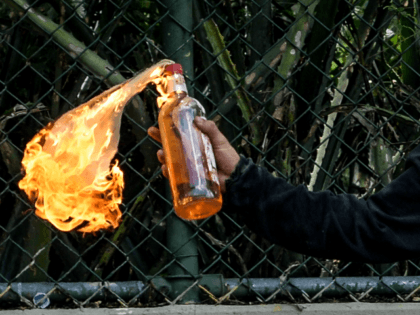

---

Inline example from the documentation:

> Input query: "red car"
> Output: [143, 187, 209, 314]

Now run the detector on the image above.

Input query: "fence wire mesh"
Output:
[1, 0, 420, 308]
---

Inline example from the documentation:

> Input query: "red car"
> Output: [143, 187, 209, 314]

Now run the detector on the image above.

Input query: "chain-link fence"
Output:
[1, 0, 420, 309]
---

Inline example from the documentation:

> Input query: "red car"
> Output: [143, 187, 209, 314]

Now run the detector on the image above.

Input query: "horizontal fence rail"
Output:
[1, 276, 420, 305]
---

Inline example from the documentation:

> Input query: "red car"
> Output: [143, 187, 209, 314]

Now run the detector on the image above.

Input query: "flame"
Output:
[154, 74, 169, 109]
[18, 60, 174, 233]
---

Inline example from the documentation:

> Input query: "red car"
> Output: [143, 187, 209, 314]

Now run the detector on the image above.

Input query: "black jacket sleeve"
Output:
[222, 145, 420, 263]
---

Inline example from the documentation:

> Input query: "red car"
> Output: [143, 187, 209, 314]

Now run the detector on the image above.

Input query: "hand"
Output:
[147, 117, 240, 193]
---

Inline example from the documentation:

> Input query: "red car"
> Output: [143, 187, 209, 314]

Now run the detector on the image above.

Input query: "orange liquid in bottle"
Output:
[158, 65, 222, 220]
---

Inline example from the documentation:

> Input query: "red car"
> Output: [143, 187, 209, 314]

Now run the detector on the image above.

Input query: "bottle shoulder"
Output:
[179, 97, 206, 116]
[159, 95, 206, 117]
[158, 93, 185, 115]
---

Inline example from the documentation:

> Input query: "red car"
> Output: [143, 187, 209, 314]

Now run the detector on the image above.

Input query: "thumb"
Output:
[194, 116, 240, 183]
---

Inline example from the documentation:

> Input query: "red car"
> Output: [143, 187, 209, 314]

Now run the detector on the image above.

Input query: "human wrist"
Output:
[225, 155, 249, 192]
[227, 153, 240, 177]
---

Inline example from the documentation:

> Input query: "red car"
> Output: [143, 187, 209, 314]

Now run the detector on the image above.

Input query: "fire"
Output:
[153, 66, 185, 109]
[154, 74, 169, 109]
[19, 60, 174, 233]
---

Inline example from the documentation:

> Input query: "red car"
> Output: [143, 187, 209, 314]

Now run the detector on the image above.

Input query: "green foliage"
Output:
[0, 0, 420, 303]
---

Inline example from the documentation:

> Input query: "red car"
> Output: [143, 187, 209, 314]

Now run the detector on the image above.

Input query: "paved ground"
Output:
[2, 303, 420, 314]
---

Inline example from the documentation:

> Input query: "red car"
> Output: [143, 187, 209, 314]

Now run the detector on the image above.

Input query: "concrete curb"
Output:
[2, 303, 420, 315]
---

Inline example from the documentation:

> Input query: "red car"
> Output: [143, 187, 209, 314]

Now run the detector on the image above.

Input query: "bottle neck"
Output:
[166, 73, 188, 96]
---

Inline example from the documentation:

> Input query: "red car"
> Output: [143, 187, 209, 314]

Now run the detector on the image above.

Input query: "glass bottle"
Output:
[157, 64, 222, 220]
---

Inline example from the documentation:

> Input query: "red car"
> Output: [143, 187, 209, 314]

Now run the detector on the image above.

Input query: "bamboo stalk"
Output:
[369, 137, 394, 189]
[296, 0, 339, 161]
[7, 0, 125, 86]
[203, 19, 263, 145]
[249, 0, 272, 68]
[244, 39, 284, 92]
[223, 0, 246, 76]
[312, 0, 386, 192]
[308, 63, 353, 191]
[401, 0, 420, 88]
[4, 0, 160, 176]
[270, 0, 320, 113]
[193, 1, 225, 104]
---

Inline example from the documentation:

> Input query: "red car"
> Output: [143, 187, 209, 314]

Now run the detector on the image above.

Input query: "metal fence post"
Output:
[161, 0, 194, 96]
[161, 0, 199, 304]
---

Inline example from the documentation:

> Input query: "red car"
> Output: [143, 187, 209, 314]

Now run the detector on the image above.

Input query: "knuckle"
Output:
[207, 120, 217, 130]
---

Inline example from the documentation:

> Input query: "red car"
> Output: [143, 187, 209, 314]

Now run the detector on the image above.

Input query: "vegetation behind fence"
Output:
[1, 0, 420, 308]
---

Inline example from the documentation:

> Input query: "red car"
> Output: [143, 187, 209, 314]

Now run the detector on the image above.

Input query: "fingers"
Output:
[148, 127, 167, 178]
[157, 149, 169, 178]
[161, 164, 169, 178]
[194, 116, 240, 178]
[194, 117, 228, 148]
[157, 149, 165, 164]
[147, 126, 162, 143]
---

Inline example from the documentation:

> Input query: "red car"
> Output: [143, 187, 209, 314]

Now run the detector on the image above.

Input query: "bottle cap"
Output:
[165, 64, 183, 75]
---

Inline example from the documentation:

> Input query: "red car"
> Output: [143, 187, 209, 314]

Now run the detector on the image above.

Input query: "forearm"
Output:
[223, 150, 420, 263]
